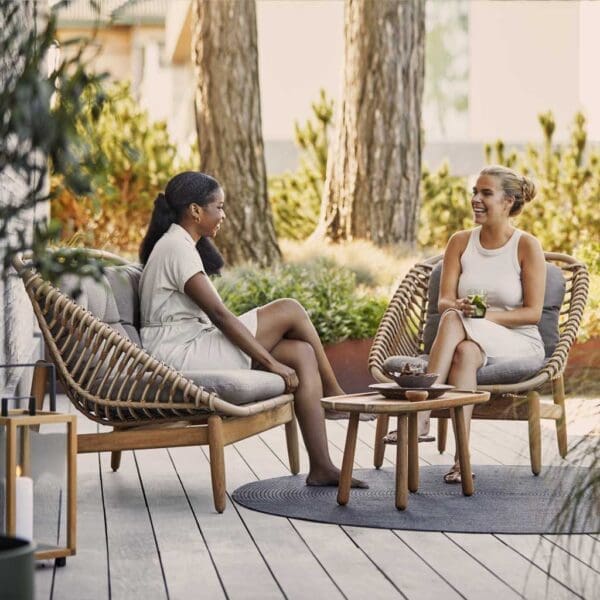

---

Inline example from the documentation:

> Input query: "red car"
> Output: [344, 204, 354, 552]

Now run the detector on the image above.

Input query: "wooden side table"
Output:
[321, 390, 490, 510]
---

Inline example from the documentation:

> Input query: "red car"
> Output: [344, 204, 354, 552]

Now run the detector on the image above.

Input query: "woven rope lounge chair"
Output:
[12, 250, 300, 513]
[369, 252, 589, 474]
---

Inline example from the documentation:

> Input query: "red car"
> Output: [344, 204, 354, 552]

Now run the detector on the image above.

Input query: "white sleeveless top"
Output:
[455, 227, 544, 363]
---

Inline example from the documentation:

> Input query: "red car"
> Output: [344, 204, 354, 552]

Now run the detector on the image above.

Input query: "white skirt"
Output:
[142, 308, 258, 371]
[448, 309, 545, 366]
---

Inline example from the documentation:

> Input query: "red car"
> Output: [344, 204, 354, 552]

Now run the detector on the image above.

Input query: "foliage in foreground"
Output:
[214, 258, 388, 344]
[0, 3, 107, 282]
[51, 81, 197, 256]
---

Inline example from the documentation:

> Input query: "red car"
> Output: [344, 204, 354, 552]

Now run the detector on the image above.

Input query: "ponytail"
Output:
[139, 193, 176, 264]
[196, 237, 225, 276]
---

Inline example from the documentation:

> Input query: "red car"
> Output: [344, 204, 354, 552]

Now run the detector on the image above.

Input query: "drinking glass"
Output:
[466, 288, 488, 318]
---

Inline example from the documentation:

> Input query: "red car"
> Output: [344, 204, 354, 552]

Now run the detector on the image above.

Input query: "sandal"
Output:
[443, 464, 476, 484]
[382, 430, 436, 444]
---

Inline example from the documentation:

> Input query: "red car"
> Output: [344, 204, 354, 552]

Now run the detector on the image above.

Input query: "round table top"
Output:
[320, 390, 490, 414]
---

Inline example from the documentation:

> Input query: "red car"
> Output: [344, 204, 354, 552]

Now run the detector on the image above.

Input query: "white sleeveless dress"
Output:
[453, 227, 545, 365]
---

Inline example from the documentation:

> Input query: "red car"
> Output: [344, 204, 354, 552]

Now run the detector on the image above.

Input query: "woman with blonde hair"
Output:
[388, 165, 546, 483]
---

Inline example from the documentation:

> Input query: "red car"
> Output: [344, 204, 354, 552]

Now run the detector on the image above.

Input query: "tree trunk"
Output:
[317, 0, 425, 245]
[192, 0, 281, 267]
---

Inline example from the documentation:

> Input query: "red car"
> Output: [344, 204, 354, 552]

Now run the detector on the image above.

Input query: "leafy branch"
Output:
[0, 0, 107, 281]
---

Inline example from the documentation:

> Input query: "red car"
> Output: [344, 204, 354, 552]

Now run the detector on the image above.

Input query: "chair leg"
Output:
[208, 415, 226, 513]
[527, 390, 542, 475]
[437, 417, 448, 454]
[29, 361, 48, 433]
[285, 411, 300, 475]
[31, 360, 48, 412]
[373, 415, 389, 469]
[110, 451, 122, 472]
[552, 375, 568, 458]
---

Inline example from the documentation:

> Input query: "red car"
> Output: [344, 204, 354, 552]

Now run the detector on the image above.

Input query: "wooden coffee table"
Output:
[321, 390, 490, 510]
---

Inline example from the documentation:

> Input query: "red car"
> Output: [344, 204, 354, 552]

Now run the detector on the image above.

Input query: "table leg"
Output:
[453, 405, 474, 496]
[408, 412, 419, 492]
[337, 412, 360, 505]
[395, 414, 409, 510]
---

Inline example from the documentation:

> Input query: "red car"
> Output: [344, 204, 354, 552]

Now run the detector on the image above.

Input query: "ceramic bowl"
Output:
[387, 372, 438, 388]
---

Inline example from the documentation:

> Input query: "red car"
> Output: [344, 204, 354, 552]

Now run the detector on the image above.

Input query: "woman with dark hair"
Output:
[139, 171, 366, 488]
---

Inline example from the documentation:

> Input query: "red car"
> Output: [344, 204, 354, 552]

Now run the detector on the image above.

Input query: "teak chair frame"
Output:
[12, 251, 300, 513]
[369, 252, 589, 474]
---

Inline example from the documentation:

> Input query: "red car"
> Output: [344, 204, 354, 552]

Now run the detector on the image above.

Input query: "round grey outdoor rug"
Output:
[232, 465, 599, 534]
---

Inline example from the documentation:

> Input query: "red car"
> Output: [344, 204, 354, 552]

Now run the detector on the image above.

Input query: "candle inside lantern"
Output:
[15, 466, 33, 541]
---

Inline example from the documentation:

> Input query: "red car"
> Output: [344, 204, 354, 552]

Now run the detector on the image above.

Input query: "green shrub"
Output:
[268, 89, 333, 240]
[418, 162, 470, 249]
[419, 111, 600, 256]
[487, 111, 600, 256]
[51, 81, 197, 256]
[214, 258, 388, 344]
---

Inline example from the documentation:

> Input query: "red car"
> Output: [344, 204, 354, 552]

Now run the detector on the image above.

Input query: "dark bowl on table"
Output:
[386, 372, 438, 388]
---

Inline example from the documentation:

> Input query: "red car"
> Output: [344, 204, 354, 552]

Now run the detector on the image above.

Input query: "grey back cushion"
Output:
[105, 264, 143, 345]
[422, 261, 565, 357]
[58, 265, 143, 347]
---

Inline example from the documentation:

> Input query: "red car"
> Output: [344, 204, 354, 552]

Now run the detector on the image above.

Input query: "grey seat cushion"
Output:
[100, 368, 286, 407]
[423, 261, 565, 357]
[182, 369, 286, 405]
[382, 354, 546, 386]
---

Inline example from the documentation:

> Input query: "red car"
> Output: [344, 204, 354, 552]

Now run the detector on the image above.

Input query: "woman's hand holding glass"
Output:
[455, 289, 488, 318]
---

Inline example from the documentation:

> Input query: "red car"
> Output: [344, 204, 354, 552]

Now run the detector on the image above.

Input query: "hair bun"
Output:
[522, 177, 536, 203]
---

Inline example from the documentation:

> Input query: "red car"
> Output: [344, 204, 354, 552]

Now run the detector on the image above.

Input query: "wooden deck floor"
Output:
[35, 394, 599, 600]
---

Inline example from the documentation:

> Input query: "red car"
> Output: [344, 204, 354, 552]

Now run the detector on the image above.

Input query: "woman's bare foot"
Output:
[306, 467, 369, 489]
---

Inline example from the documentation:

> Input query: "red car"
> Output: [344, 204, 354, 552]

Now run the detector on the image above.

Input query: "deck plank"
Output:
[447, 532, 578, 599]
[291, 520, 403, 599]
[51, 453, 109, 600]
[395, 531, 522, 599]
[134, 448, 226, 599]
[226, 437, 345, 599]
[234, 432, 405, 598]
[544, 534, 600, 572]
[344, 526, 462, 599]
[168, 444, 284, 599]
[34, 563, 54, 600]
[99, 451, 167, 600]
[497, 534, 600, 598]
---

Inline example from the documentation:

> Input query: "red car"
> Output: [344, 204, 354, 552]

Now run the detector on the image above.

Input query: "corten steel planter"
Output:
[566, 337, 600, 371]
[324, 338, 376, 394]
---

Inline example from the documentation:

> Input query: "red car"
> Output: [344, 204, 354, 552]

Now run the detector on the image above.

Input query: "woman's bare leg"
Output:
[444, 340, 484, 481]
[419, 310, 469, 436]
[255, 299, 344, 396]
[427, 310, 470, 381]
[270, 338, 366, 487]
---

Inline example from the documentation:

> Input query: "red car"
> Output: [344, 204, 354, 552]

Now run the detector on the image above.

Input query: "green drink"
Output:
[467, 290, 488, 318]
